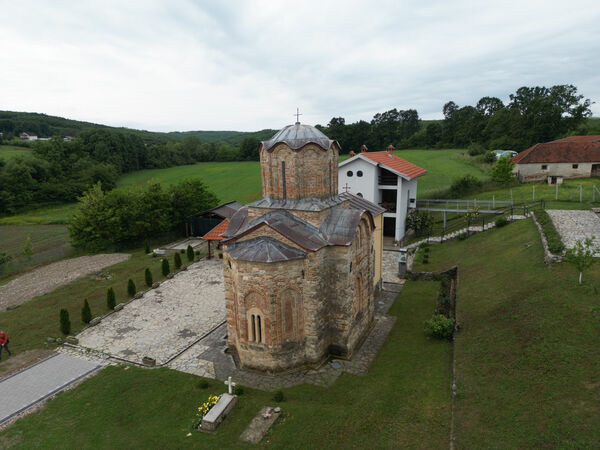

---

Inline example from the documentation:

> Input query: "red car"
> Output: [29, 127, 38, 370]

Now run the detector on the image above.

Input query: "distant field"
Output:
[3, 149, 487, 225]
[0, 144, 30, 160]
[0, 225, 74, 282]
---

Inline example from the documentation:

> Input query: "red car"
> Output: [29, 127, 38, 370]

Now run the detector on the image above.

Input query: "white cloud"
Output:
[0, 0, 598, 131]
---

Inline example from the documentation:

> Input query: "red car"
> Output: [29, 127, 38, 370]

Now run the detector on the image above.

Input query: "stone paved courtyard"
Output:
[77, 258, 225, 365]
[546, 210, 600, 254]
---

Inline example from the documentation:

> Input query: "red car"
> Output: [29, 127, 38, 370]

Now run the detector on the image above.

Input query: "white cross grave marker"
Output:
[224, 376, 236, 394]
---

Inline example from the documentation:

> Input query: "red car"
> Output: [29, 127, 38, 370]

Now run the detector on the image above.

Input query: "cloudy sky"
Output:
[1, 0, 599, 132]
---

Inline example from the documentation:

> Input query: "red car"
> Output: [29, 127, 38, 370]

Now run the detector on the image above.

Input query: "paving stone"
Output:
[547, 210, 600, 254]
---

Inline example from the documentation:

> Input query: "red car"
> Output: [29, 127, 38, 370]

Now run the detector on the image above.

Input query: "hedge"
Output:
[534, 209, 565, 254]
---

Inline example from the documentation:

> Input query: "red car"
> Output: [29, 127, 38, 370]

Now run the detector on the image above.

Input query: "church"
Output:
[221, 122, 376, 373]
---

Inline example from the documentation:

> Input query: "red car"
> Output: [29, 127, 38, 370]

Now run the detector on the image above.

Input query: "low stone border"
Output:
[530, 211, 562, 265]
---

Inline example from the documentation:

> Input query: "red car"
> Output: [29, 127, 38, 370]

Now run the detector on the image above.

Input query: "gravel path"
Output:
[547, 210, 600, 254]
[0, 254, 130, 310]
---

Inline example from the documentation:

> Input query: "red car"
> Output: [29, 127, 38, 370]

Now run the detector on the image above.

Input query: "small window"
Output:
[357, 170, 363, 177]
[356, 193, 363, 198]
[572, 164, 579, 169]
[347, 170, 353, 177]
[541, 165, 548, 170]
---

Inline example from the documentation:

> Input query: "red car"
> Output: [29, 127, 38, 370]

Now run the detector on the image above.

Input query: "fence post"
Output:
[555, 182, 558, 200]
[580, 184, 583, 202]
[492, 195, 495, 209]
[532, 184, 535, 201]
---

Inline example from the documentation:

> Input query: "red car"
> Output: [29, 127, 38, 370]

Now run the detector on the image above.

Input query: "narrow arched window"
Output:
[251, 314, 256, 342]
[257, 315, 262, 343]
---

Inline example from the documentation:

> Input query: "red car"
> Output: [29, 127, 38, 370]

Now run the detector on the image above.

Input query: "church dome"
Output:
[262, 122, 338, 152]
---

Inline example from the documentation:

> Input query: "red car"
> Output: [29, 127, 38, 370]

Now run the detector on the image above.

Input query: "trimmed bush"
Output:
[145, 268, 153, 287]
[186, 245, 195, 262]
[174, 252, 182, 270]
[106, 287, 116, 310]
[162, 259, 170, 276]
[483, 150, 496, 164]
[152, 252, 157, 258]
[81, 299, 92, 324]
[495, 217, 509, 228]
[424, 314, 455, 340]
[127, 279, 136, 297]
[60, 308, 71, 335]
[273, 390, 285, 402]
[534, 209, 565, 254]
[457, 232, 469, 241]
[197, 380, 209, 389]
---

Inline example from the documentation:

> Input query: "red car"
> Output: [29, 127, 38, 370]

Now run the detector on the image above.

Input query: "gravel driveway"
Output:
[0, 254, 130, 310]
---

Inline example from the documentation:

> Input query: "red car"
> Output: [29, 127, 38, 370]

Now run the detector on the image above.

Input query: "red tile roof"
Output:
[201, 218, 230, 241]
[513, 135, 600, 164]
[361, 151, 427, 179]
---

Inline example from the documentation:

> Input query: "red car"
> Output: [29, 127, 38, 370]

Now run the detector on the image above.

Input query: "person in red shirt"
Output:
[0, 329, 11, 360]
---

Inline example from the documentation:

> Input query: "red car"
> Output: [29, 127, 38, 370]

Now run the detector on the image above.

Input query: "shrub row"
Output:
[534, 208, 565, 254]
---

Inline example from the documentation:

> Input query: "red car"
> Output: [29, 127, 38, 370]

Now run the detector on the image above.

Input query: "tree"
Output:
[490, 156, 515, 184]
[0, 252, 12, 275]
[240, 137, 260, 161]
[60, 308, 71, 335]
[563, 237, 599, 285]
[145, 268, 153, 287]
[186, 245, 195, 262]
[174, 252, 182, 270]
[127, 279, 136, 297]
[162, 258, 170, 277]
[106, 287, 116, 309]
[81, 299, 92, 324]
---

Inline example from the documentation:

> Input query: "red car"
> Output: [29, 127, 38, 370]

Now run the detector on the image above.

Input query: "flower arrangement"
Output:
[198, 395, 220, 418]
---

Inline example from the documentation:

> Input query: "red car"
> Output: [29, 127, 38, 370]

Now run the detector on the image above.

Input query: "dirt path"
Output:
[0, 254, 130, 309]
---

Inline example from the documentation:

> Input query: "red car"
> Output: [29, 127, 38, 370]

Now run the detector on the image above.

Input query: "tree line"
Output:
[0, 129, 261, 215]
[317, 84, 593, 153]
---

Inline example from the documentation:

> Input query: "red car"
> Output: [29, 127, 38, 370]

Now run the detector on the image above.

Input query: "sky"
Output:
[1, 0, 599, 132]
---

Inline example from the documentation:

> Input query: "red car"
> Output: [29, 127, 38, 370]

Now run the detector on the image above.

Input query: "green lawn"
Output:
[0, 145, 30, 161]
[0, 203, 78, 226]
[462, 177, 600, 209]
[0, 247, 185, 359]
[0, 281, 453, 449]
[0, 225, 75, 283]
[414, 219, 600, 448]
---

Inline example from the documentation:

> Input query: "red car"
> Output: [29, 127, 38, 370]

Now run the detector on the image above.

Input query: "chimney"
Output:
[349, 150, 356, 157]
[387, 144, 395, 154]
[360, 145, 368, 153]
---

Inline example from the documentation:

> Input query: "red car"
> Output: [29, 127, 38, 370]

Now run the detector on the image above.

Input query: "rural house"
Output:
[338, 145, 427, 242]
[513, 135, 600, 184]
[19, 132, 38, 141]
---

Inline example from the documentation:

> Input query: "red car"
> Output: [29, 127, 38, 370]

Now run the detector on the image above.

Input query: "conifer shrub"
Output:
[457, 232, 469, 241]
[127, 279, 136, 297]
[60, 309, 71, 335]
[144, 241, 150, 254]
[233, 385, 244, 395]
[81, 299, 92, 324]
[186, 245, 195, 262]
[106, 287, 116, 310]
[145, 268, 153, 287]
[197, 380, 210, 389]
[162, 259, 170, 276]
[273, 390, 285, 402]
[174, 252, 182, 270]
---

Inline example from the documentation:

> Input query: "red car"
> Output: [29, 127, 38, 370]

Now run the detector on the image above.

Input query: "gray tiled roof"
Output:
[261, 123, 338, 152]
[339, 192, 386, 216]
[248, 195, 345, 212]
[227, 236, 307, 263]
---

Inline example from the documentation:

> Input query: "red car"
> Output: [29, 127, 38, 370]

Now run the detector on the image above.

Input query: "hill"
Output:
[0, 110, 276, 146]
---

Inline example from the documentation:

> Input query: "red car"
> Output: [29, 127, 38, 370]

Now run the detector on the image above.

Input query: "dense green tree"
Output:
[490, 156, 515, 184]
[240, 137, 260, 160]
[145, 268, 153, 287]
[127, 279, 136, 297]
[81, 299, 92, 324]
[60, 309, 71, 335]
[107, 287, 116, 309]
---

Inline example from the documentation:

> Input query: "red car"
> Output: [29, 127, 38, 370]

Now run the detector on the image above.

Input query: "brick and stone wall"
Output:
[260, 143, 339, 200]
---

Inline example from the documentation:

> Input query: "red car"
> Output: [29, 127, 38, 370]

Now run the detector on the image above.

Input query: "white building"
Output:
[338, 145, 427, 242]
[19, 132, 38, 141]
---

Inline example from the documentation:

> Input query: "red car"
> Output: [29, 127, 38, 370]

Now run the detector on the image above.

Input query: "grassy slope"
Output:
[0, 145, 30, 160]
[414, 219, 600, 448]
[0, 225, 74, 283]
[0, 249, 179, 362]
[0, 281, 452, 449]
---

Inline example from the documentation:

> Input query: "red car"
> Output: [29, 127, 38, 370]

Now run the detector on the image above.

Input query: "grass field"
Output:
[0, 281, 452, 449]
[414, 219, 600, 447]
[0, 145, 30, 161]
[0, 225, 75, 283]
[0, 247, 184, 360]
